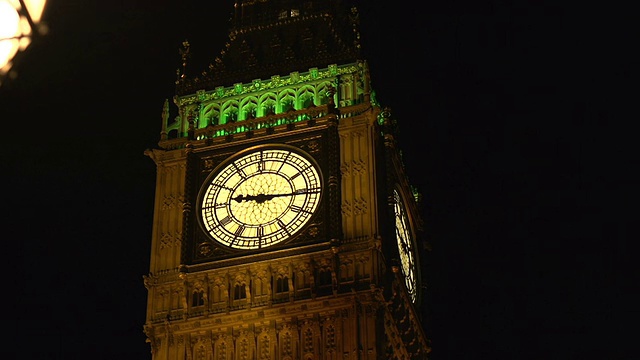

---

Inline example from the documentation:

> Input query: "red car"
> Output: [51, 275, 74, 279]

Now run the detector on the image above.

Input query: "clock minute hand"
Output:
[232, 189, 319, 203]
[270, 188, 321, 197]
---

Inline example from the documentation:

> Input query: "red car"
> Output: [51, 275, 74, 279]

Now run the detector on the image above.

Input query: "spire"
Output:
[231, 0, 343, 30]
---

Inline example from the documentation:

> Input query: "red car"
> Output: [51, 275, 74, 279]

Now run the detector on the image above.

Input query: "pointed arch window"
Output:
[191, 290, 205, 307]
[276, 276, 289, 293]
[234, 283, 246, 300]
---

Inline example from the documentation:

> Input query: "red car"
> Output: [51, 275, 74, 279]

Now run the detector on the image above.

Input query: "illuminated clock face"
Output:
[198, 146, 322, 250]
[393, 189, 417, 302]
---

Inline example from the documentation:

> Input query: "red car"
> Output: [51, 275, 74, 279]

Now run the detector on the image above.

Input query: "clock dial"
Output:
[393, 189, 417, 302]
[198, 146, 322, 249]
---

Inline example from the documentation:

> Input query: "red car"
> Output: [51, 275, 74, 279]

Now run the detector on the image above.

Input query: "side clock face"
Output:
[393, 189, 417, 302]
[198, 146, 322, 250]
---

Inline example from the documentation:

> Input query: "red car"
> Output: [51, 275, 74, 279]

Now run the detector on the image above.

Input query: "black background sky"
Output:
[2, 0, 630, 359]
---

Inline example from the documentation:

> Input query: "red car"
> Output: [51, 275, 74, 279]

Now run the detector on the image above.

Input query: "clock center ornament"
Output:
[198, 145, 322, 250]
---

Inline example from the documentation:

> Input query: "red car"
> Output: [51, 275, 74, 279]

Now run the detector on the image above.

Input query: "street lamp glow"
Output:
[0, 0, 48, 81]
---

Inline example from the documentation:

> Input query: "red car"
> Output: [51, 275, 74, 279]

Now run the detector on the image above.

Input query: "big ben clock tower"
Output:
[143, 1, 431, 359]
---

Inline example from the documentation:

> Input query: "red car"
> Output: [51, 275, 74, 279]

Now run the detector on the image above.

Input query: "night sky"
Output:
[2, 0, 627, 359]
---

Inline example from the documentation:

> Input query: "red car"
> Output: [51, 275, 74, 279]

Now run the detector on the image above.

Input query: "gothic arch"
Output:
[315, 81, 334, 105]
[258, 92, 277, 117]
[201, 102, 221, 126]
[214, 335, 231, 360]
[277, 88, 297, 112]
[235, 332, 255, 360]
[220, 99, 240, 124]
[239, 96, 258, 121]
[297, 85, 317, 108]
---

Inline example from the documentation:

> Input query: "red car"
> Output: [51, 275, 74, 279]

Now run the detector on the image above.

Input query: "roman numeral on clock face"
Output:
[291, 205, 312, 214]
[232, 163, 247, 178]
[219, 216, 232, 226]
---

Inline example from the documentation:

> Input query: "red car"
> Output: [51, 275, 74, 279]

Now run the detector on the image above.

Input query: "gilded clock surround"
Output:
[185, 130, 334, 265]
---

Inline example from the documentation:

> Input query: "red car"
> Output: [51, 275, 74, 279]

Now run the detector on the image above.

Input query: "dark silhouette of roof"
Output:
[175, 0, 362, 95]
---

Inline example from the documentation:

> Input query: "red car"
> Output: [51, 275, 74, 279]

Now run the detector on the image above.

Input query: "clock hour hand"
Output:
[232, 189, 319, 203]
[232, 193, 275, 203]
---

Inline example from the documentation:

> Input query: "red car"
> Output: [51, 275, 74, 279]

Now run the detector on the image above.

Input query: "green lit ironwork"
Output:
[162, 62, 372, 147]
[176, 63, 358, 106]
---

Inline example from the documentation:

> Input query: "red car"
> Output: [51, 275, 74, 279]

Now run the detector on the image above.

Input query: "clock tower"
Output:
[143, 1, 431, 359]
